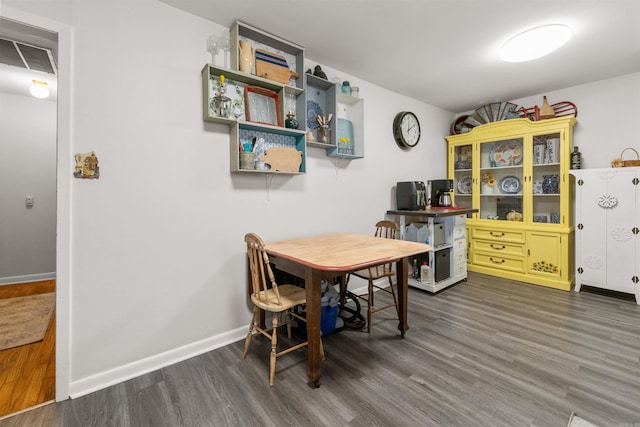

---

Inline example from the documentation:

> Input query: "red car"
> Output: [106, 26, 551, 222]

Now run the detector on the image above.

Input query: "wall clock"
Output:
[393, 111, 421, 149]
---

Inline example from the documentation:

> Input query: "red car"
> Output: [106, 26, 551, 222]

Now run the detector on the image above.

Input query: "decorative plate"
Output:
[306, 100, 322, 130]
[490, 140, 523, 167]
[500, 176, 521, 194]
[457, 176, 472, 194]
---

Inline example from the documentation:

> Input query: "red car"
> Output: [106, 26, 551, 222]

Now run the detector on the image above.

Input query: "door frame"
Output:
[2, 6, 73, 401]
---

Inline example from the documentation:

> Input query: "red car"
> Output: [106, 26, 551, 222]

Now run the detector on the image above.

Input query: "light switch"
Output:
[26, 195, 34, 208]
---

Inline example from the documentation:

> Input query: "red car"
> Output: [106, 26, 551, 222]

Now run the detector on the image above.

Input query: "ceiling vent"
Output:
[0, 37, 57, 74]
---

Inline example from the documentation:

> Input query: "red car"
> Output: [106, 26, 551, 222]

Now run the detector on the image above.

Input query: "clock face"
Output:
[393, 111, 421, 149]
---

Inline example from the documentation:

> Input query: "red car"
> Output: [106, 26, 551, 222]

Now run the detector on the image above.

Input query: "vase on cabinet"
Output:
[482, 183, 494, 194]
[238, 40, 254, 73]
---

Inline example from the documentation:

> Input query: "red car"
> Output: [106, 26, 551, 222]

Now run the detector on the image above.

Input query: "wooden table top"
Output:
[264, 233, 430, 272]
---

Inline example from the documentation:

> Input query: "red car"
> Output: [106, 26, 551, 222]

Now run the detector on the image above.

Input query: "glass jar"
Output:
[341, 81, 351, 95]
[350, 86, 359, 97]
[317, 124, 331, 144]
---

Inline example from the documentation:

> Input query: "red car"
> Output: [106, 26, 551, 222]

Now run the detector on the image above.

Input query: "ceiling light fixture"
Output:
[29, 79, 50, 98]
[500, 24, 571, 62]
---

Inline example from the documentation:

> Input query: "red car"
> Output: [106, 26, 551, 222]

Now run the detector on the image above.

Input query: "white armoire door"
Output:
[573, 168, 639, 302]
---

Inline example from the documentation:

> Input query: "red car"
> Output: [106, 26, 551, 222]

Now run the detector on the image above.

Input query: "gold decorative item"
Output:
[506, 210, 523, 221]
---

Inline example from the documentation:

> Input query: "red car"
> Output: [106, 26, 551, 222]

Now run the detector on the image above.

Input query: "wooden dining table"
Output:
[264, 232, 430, 387]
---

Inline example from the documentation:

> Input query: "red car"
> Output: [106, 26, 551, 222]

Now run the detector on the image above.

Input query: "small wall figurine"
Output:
[74, 151, 100, 179]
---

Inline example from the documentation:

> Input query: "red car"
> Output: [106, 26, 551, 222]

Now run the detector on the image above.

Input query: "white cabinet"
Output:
[571, 167, 639, 303]
[387, 209, 476, 293]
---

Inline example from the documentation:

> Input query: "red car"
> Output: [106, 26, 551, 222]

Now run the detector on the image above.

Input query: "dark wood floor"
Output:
[1, 273, 639, 427]
[0, 281, 55, 418]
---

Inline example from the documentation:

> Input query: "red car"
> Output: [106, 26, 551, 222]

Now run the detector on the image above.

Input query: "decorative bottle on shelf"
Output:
[420, 262, 429, 283]
[570, 146, 582, 169]
[539, 96, 555, 120]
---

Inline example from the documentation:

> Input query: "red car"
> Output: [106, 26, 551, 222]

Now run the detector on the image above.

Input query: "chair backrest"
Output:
[245, 233, 283, 305]
[374, 220, 398, 240]
[372, 220, 398, 274]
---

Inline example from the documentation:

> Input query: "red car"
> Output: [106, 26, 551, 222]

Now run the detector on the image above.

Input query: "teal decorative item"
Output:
[341, 81, 351, 95]
[285, 112, 299, 129]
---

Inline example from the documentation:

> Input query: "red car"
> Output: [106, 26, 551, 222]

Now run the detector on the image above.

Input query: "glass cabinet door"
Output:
[478, 138, 524, 221]
[531, 132, 562, 225]
[452, 144, 473, 209]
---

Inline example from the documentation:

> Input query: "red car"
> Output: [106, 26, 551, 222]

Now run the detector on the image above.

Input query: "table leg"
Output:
[396, 257, 409, 337]
[304, 267, 323, 387]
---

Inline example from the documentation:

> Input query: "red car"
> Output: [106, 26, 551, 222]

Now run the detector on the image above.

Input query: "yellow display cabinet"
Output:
[445, 117, 577, 290]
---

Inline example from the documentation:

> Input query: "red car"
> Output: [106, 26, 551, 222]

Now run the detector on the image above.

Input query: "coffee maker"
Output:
[428, 179, 454, 207]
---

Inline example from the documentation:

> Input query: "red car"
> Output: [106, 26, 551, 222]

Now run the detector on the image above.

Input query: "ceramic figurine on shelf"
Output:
[313, 65, 327, 80]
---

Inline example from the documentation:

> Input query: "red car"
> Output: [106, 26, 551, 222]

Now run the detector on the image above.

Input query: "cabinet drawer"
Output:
[452, 238, 467, 251]
[453, 249, 467, 265]
[453, 262, 467, 277]
[454, 214, 467, 225]
[473, 240, 525, 257]
[472, 228, 525, 243]
[472, 252, 525, 273]
[453, 225, 466, 240]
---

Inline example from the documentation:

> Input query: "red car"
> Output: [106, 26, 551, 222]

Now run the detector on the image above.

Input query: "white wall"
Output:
[509, 72, 640, 168]
[2, 0, 452, 398]
[0, 91, 56, 283]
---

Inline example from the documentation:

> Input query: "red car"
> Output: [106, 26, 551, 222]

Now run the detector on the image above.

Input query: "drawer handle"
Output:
[489, 257, 505, 264]
[490, 244, 506, 250]
[489, 232, 505, 237]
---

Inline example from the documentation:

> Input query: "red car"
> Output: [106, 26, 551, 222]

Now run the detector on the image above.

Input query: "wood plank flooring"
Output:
[2, 273, 639, 426]
[0, 281, 56, 418]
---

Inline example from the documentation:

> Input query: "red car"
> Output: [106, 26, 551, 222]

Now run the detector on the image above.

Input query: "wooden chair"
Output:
[344, 220, 400, 333]
[243, 232, 323, 386]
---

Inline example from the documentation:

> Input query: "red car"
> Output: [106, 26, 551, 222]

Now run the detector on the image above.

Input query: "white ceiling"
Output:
[159, 0, 640, 113]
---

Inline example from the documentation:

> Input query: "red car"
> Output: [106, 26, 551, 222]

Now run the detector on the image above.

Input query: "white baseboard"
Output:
[68, 278, 389, 399]
[68, 325, 247, 399]
[0, 272, 56, 286]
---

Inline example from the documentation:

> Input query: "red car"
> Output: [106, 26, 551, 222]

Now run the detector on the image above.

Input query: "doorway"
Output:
[0, 17, 58, 417]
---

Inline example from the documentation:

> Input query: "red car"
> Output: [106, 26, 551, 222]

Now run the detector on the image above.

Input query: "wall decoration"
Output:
[73, 151, 100, 179]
